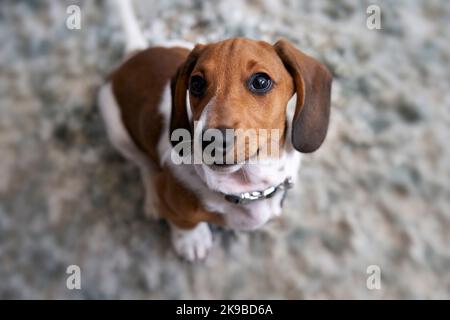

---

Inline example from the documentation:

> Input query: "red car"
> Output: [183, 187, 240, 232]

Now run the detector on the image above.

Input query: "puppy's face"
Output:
[188, 39, 294, 166]
[170, 38, 332, 172]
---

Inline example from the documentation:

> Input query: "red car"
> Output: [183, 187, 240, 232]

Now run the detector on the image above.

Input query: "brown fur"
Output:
[274, 40, 332, 153]
[154, 169, 224, 229]
[110, 46, 190, 166]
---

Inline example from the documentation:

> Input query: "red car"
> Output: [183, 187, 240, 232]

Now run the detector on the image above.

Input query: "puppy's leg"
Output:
[98, 82, 159, 219]
[154, 171, 221, 260]
[169, 222, 213, 261]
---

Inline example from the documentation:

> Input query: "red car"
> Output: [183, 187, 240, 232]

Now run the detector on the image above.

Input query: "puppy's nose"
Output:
[216, 127, 234, 151]
[201, 127, 234, 154]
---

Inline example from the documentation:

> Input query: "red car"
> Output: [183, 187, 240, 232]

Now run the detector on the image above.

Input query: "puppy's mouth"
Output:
[208, 162, 243, 173]
[206, 147, 260, 173]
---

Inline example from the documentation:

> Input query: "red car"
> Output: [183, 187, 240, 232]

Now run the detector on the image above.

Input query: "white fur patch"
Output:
[98, 82, 159, 219]
[170, 222, 213, 261]
[153, 40, 195, 51]
[115, 0, 147, 54]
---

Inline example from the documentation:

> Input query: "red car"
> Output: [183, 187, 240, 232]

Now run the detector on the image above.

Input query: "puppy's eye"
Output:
[189, 75, 206, 96]
[248, 73, 273, 94]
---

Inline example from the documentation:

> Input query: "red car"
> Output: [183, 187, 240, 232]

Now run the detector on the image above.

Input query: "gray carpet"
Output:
[0, 0, 449, 299]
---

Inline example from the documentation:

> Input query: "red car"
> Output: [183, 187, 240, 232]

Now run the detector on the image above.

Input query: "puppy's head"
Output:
[170, 38, 332, 170]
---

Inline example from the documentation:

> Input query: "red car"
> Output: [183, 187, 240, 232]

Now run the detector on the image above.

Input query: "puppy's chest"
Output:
[196, 155, 301, 228]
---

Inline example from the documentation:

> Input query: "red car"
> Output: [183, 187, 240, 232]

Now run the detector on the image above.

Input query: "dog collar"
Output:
[223, 177, 294, 205]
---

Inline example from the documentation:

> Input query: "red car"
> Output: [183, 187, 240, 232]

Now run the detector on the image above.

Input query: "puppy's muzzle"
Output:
[201, 127, 235, 166]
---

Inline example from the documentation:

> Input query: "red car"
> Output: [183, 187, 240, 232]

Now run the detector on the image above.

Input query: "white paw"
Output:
[170, 222, 213, 261]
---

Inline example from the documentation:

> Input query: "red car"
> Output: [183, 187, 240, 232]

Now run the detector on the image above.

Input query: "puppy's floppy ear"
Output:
[274, 39, 332, 153]
[170, 44, 205, 147]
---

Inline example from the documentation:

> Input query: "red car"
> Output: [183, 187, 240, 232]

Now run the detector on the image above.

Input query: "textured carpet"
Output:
[0, 0, 449, 299]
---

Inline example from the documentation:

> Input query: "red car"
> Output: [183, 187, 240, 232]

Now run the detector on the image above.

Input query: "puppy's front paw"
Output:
[170, 222, 213, 261]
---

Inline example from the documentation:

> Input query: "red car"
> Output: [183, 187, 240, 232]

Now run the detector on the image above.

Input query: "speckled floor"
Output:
[0, 0, 449, 299]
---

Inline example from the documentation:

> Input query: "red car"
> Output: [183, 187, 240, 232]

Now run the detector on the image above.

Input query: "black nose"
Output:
[201, 127, 234, 160]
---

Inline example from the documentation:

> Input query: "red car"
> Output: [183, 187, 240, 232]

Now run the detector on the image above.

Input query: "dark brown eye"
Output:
[189, 75, 206, 96]
[248, 73, 273, 94]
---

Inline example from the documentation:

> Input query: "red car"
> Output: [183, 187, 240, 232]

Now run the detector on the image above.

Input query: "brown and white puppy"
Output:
[98, 0, 332, 261]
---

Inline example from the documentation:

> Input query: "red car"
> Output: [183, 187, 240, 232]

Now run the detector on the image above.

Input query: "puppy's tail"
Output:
[115, 0, 147, 54]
